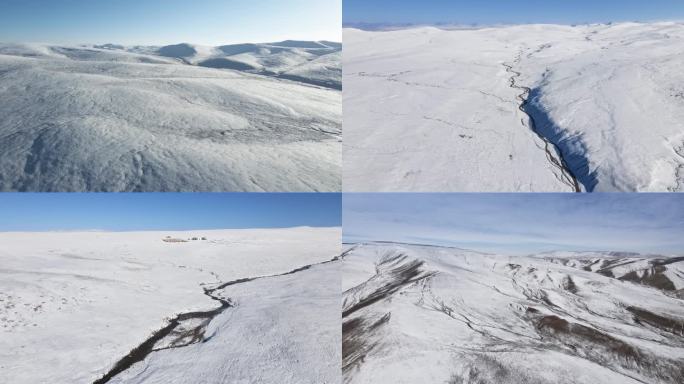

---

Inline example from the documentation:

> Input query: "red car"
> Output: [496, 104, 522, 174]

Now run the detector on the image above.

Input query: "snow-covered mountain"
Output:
[343, 243, 684, 384]
[0, 41, 341, 192]
[0, 228, 340, 383]
[344, 23, 684, 192]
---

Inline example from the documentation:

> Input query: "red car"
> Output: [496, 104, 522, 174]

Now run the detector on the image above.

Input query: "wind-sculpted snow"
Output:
[342, 243, 684, 384]
[344, 23, 684, 192]
[0, 42, 341, 192]
[0, 227, 340, 383]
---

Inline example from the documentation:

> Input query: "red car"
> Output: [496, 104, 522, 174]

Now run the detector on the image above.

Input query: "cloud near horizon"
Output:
[343, 194, 684, 255]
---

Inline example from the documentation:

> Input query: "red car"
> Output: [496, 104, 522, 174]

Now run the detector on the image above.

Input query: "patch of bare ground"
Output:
[342, 313, 391, 380]
[536, 315, 640, 361]
[533, 315, 684, 383]
[618, 266, 676, 291]
[342, 252, 436, 382]
[583, 256, 684, 292]
[342, 252, 436, 318]
[561, 275, 578, 294]
[627, 306, 684, 337]
[597, 269, 615, 278]
[448, 354, 552, 384]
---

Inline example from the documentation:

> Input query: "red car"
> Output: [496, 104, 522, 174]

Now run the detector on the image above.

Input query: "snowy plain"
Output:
[0, 227, 340, 383]
[0, 41, 341, 192]
[344, 23, 684, 192]
[342, 243, 684, 384]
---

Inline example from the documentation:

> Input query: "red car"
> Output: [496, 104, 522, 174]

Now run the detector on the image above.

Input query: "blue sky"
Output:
[0, 0, 341, 45]
[344, 0, 684, 26]
[0, 193, 341, 231]
[343, 193, 684, 255]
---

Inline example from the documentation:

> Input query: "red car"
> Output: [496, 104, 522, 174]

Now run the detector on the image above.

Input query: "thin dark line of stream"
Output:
[502, 63, 581, 192]
[93, 255, 340, 384]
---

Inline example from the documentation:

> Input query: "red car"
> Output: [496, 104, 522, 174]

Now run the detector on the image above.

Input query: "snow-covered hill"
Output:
[344, 23, 684, 192]
[343, 243, 684, 384]
[127, 40, 341, 89]
[0, 227, 340, 383]
[0, 41, 341, 192]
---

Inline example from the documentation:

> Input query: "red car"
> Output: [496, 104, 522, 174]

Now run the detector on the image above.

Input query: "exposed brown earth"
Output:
[342, 252, 435, 318]
[627, 306, 684, 337]
[533, 314, 684, 383]
[619, 266, 676, 291]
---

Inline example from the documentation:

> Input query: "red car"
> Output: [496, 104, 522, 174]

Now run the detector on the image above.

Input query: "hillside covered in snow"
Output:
[0, 227, 340, 383]
[343, 243, 684, 384]
[0, 40, 341, 192]
[344, 23, 684, 192]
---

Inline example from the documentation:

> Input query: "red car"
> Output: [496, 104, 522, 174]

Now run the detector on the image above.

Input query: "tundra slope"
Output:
[0, 41, 341, 192]
[0, 227, 340, 383]
[342, 243, 684, 384]
[344, 23, 684, 192]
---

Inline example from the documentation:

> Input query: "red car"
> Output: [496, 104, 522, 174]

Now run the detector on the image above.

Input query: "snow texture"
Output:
[109, 262, 341, 384]
[343, 242, 684, 384]
[0, 227, 340, 383]
[0, 41, 341, 192]
[344, 23, 684, 192]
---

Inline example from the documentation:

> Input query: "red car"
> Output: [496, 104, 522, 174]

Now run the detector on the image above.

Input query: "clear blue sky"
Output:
[0, 0, 341, 45]
[344, 0, 684, 26]
[0, 193, 341, 231]
[344, 193, 684, 255]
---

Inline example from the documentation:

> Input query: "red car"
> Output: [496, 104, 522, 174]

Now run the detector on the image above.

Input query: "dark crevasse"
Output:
[503, 62, 583, 192]
[526, 87, 599, 192]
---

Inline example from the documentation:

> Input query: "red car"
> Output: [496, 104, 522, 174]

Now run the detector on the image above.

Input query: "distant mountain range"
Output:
[98, 40, 342, 89]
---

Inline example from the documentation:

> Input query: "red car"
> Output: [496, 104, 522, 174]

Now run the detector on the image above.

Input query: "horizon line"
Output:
[342, 239, 683, 257]
[0, 225, 342, 233]
[0, 38, 343, 47]
[343, 19, 684, 31]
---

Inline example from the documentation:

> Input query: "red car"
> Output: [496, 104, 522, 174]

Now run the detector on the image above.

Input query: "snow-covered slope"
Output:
[0, 42, 341, 192]
[108, 262, 340, 384]
[280, 50, 342, 89]
[539, 251, 684, 295]
[0, 227, 340, 383]
[125, 40, 341, 89]
[343, 243, 684, 384]
[344, 23, 684, 192]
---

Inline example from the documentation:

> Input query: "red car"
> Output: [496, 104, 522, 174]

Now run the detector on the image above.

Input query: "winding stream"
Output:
[502, 62, 582, 192]
[93, 255, 340, 384]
